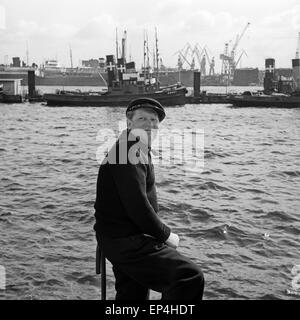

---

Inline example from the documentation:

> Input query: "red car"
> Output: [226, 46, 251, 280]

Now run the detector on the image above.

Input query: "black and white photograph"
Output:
[0, 0, 299, 305]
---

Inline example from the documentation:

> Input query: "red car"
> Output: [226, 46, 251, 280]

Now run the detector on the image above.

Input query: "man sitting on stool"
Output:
[94, 97, 204, 300]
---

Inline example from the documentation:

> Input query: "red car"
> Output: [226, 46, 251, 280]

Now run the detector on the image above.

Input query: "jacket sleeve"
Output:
[109, 163, 171, 242]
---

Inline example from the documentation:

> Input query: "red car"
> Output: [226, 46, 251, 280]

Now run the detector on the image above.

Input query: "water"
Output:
[0, 89, 300, 300]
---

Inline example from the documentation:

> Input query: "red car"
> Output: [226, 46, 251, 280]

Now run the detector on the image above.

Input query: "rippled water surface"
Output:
[0, 98, 299, 300]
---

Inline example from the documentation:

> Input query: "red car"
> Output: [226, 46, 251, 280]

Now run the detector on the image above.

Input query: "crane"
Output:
[235, 50, 248, 68]
[230, 22, 250, 62]
[174, 43, 195, 70]
[203, 46, 215, 75]
[209, 57, 215, 75]
[220, 22, 250, 78]
[193, 44, 215, 75]
[193, 44, 204, 71]
[178, 50, 193, 69]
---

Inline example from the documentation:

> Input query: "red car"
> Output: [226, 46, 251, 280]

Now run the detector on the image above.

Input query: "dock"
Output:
[185, 71, 231, 104]
[185, 92, 231, 104]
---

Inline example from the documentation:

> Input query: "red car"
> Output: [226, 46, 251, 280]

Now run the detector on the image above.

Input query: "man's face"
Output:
[127, 108, 159, 146]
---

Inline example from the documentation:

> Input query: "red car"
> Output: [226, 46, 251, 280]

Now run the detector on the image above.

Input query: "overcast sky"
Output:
[0, 0, 300, 72]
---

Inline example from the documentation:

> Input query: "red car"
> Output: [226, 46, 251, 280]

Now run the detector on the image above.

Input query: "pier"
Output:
[185, 71, 231, 104]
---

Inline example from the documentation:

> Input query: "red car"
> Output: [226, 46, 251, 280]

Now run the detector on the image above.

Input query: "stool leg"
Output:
[100, 252, 106, 300]
[96, 244, 101, 275]
[96, 244, 107, 300]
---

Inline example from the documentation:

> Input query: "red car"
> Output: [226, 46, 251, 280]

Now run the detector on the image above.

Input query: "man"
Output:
[94, 97, 204, 300]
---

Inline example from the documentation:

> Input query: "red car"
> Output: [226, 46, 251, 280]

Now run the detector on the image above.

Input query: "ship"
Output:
[230, 56, 300, 108]
[43, 55, 187, 107]
[0, 58, 107, 87]
[156, 69, 229, 87]
[229, 91, 300, 108]
[0, 61, 250, 88]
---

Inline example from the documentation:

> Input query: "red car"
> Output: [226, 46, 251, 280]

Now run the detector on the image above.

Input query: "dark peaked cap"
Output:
[126, 97, 166, 122]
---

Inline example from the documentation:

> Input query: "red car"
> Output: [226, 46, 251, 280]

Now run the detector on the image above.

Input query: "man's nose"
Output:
[144, 118, 152, 128]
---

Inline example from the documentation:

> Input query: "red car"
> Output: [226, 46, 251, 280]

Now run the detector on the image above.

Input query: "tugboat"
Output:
[44, 56, 187, 107]
[230, 34, 300, 108]
[229, 90, 300, 108]
[44, 32, 187, 107]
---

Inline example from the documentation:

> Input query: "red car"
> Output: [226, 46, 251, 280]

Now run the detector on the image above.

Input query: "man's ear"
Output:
[127, 118, 132, 129]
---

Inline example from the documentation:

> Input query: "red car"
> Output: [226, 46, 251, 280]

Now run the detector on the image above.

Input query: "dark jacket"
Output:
[94, 130, 171, 242]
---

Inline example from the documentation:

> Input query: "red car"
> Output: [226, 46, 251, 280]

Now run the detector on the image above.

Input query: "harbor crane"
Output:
[175, 43, 216, 73]
[235, 50, 248, 68]
[209, 57, 215, 75]
[220, 22, 250, 77]
[174, 49, 193, 70]
[193, 44, 206, 74]
[203, 46, 215, 75]
[174, 43, 197, 70]
[194, 44, 215, 75]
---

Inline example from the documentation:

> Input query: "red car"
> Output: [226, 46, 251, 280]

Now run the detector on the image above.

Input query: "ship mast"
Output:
[69, 45, 73, 69]
[122, 30, 127, 63]
[26, 41, 29, 66]
[115, 28, 119, 82]
[116, 28, 119, 61]
[143, 30, 147, 82]
[155, 27, 159, 85]
[153, 48, 155, 74]
[296, 31, 300, 59]
[146, 32, 150, 72]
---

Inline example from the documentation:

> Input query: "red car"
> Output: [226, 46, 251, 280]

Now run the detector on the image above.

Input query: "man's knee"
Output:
[187, 266, 204, 299]
[196, 269, 205, 292]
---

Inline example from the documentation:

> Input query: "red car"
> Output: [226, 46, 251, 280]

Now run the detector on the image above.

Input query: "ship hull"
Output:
[44, 89, 187, 107]
[229, 95, 300, 108]
[0, 71, 107, 87]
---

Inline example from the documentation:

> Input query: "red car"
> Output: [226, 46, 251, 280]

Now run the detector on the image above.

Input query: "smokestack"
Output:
[121, 31, 127, 63]
[292, 58, 300, 91]
[106, 55, 116, 87]
[264, 58, 275, 93]
[28, 70, 35, 98]
[193, 71, 201, 97]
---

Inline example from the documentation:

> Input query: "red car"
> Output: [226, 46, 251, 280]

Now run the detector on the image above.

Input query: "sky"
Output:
[0, 0, 300, 72]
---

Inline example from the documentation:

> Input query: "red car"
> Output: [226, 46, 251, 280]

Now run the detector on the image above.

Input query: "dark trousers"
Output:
[97, 233, 204, 301]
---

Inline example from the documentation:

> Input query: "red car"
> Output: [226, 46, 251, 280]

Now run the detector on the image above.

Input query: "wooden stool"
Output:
[96, 244, 106, 300]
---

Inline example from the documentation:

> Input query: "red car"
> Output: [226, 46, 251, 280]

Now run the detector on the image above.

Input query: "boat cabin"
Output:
[105, 55, 160, 95]
[0, 79, 22, 95]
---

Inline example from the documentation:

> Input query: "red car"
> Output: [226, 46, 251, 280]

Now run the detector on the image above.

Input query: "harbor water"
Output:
[0, 86, 299, 300]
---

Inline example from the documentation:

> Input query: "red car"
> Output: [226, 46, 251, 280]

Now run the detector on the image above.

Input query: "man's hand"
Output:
[165, 232, 180, 249]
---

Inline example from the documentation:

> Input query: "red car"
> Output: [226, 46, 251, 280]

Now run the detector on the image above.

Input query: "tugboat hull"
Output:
[44, 88, 187, 107]
[229, 95, 300, 108]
